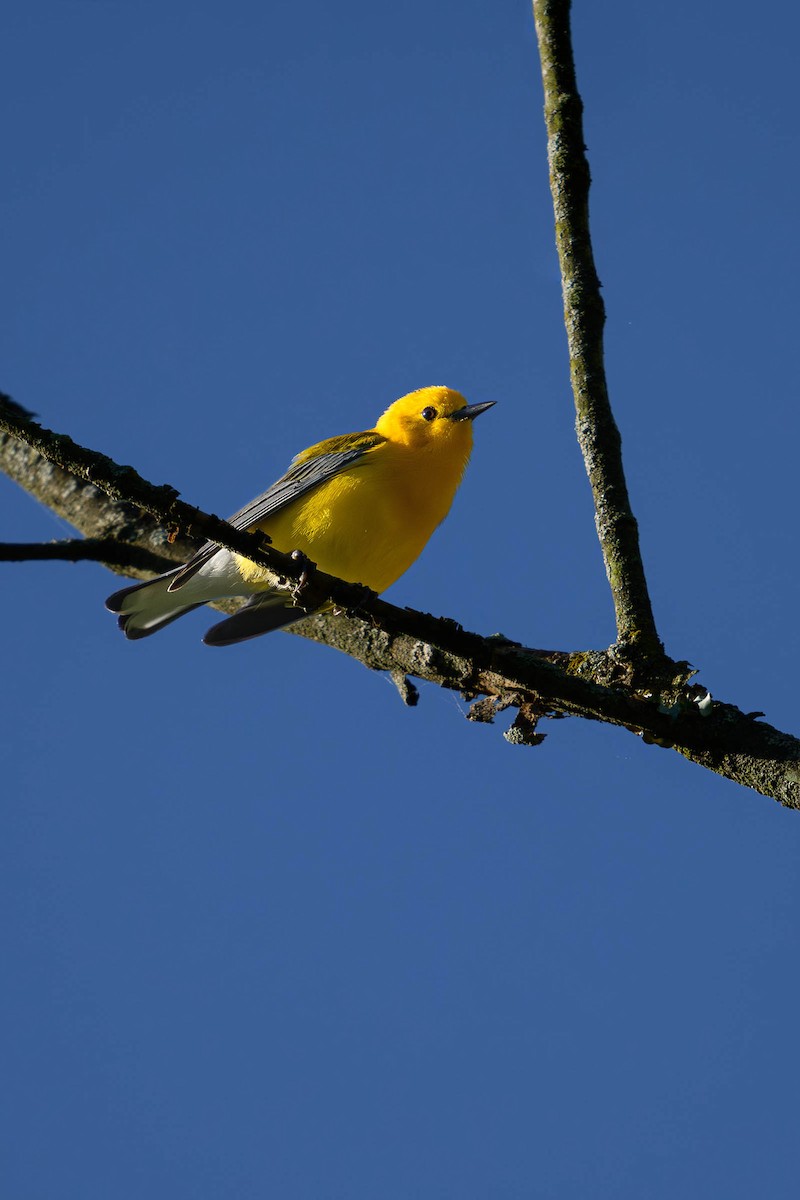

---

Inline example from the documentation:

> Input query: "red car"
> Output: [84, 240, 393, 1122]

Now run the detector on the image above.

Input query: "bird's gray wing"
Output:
[168, 431, 384, 591]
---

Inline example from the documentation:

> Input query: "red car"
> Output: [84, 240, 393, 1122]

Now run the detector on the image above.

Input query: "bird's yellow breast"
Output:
[236, 435, 471, 593]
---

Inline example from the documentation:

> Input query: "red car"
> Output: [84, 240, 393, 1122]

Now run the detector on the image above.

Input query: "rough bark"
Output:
[533, 0, 660, 654]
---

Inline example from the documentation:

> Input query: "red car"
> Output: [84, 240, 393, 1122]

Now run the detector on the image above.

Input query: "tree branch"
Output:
[533, 0, 661, 656]
[2, 390, 799, 807]
[0, 395, 197, 572]
[0, 538, 175, 572]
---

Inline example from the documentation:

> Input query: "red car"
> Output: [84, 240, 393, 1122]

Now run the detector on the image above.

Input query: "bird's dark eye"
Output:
[421, 406, 437, 422]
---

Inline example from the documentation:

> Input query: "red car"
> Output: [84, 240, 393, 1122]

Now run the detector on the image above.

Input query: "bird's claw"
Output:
[290, 550, 316, 605]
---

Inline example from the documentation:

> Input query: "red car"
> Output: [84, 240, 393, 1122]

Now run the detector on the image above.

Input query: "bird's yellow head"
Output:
[375, 386, 495, 452]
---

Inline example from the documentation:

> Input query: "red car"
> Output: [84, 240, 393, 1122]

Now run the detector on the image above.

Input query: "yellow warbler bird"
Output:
[106, 385, 495, 646]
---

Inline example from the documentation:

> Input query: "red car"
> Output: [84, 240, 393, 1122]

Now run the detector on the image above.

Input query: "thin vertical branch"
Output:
[533, 0, 661, 656]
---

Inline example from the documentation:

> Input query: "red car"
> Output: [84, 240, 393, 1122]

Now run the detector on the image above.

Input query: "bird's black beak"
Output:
[449, 400, 497, 421]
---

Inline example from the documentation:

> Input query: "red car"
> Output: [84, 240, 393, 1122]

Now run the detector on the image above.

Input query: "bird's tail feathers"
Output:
[106, 570, 203, 640]
[203, 594, 309, 647]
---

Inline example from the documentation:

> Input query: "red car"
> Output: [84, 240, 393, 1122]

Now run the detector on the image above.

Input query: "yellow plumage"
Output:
[106, 386, 494, 645]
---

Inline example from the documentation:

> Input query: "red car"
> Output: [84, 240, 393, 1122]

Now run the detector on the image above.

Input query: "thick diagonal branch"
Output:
[2, 390, 799, 808]
[533, 0, 661, 655]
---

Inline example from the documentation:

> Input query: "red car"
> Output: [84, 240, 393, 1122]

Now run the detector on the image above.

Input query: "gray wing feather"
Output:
[168, 443, 373, 592]
[224, 445, 369, 530]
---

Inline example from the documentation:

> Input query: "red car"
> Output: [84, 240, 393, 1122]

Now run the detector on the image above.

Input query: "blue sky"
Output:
[2, 2, 798, 1196]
